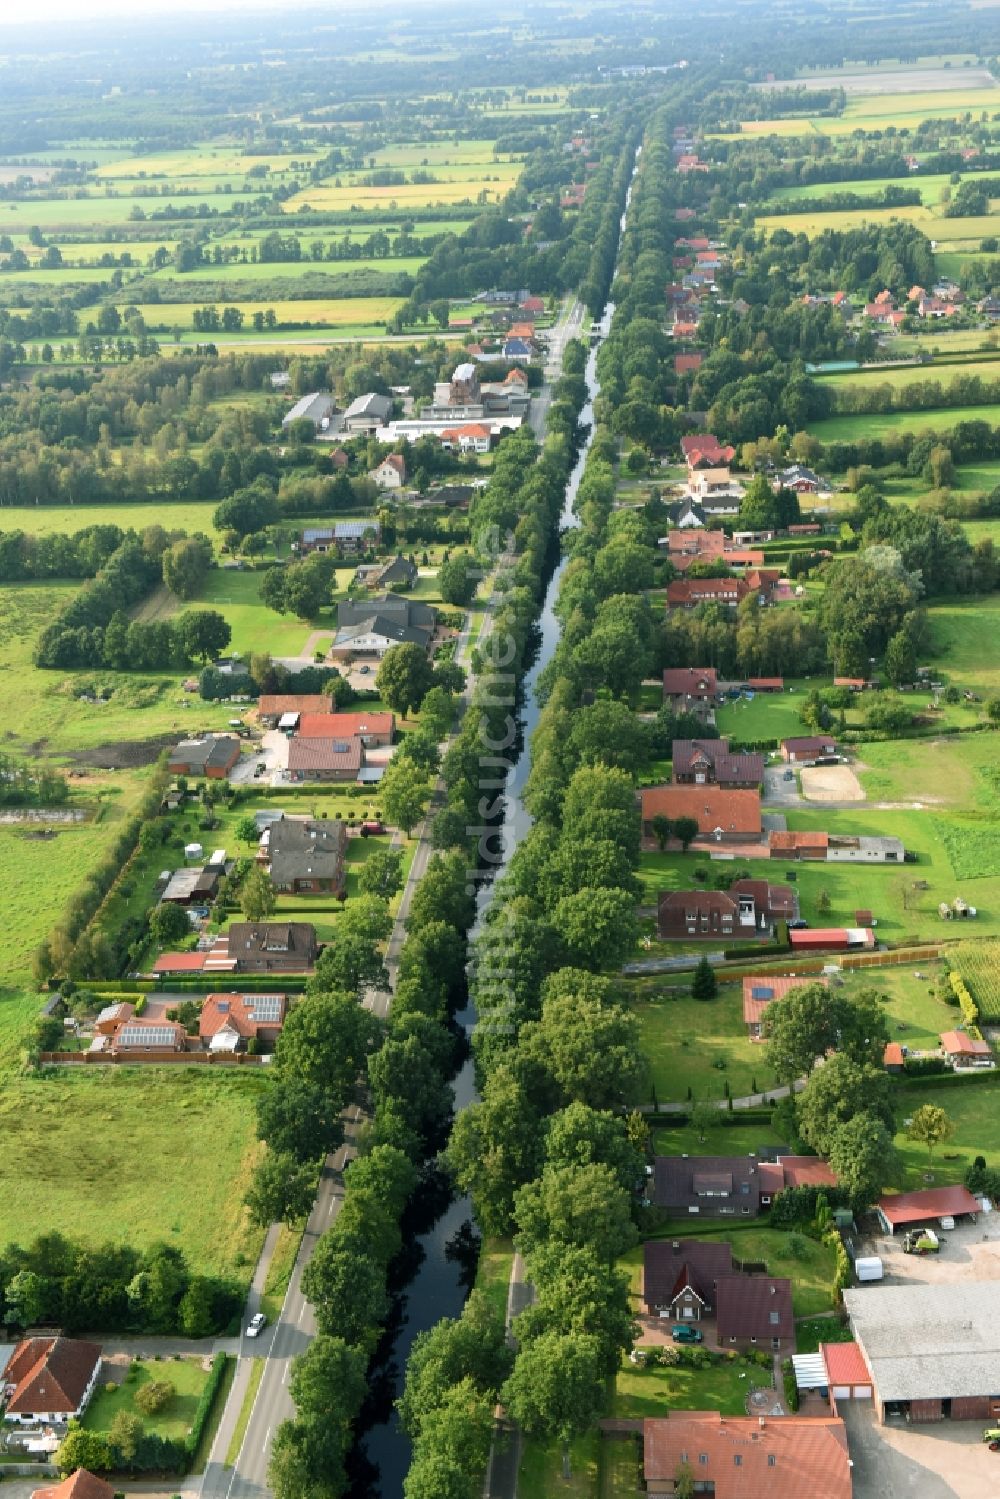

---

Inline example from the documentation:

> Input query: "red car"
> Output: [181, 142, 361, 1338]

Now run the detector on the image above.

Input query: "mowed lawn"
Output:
[0, 1069, 267, 1284]
[0, 500, 225, 538]
[715, 680, 845, 742]
[819, 356, 1000, 394]
[84, 1356, 213, 1443]
[807, 403, 1000, 442]
[893, 1076, 1000, 1187]
[627, 980, 770, 1104]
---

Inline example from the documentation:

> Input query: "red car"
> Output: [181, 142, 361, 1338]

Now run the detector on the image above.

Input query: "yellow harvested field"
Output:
[132, 296, 405, 329]
[716, 85, 1000, 139]
[95, 148, 323, 179]
[283, 176, 519, 212]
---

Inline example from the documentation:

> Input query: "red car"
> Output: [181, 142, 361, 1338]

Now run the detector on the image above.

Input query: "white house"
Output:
[2, 1338, 102, 1425]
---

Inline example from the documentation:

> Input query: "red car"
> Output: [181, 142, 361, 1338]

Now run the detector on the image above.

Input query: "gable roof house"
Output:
[742, 974, 826, 1040]
[283, 710, 394, 746]
[369, 452, 408, 489]
[641, 1412, 851, 1498]
[2, 1338, 102, 1425]
[32, 1472, 116, 1499]
[363, 554, 418, 591]
[258, 694, 332, 726]
[332, 593, 435, 657]
[672, 738, 763, 789]
[298, 520, 381, 555]
[199, 992, 287, 1053]
[780, 735, 837, 763]
[667, 577, 748, 610]
[652, 1154, 837, 1221]
[657, 879, 794, 941]
[286, 735, 364, 783]
[643, 1238, 735, 1319]
[680, 434, 736, 470]
[262, 817, 348, 896]
[662, 667, 719, 718]
[716, 1274, 794, 1351]
[640, 785, 763, 844]
[105, 1018, 188, 1056]
[222, 922, 318, 975]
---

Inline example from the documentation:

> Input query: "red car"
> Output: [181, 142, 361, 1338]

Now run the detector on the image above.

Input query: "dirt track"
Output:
[800, 763, 865, 802]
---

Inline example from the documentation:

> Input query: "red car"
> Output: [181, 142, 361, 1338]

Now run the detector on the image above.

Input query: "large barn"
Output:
[843, 1281, 1000, 1424]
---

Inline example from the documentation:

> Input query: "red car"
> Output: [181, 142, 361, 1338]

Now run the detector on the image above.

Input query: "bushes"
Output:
[782, 1359, 799, 1413]
[184, 1353, 228, 1460]
[949, 970, 979, 1028]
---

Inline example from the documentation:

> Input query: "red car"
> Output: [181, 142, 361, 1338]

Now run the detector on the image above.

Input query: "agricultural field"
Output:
[817, 356, 1000, 394]
[129, 296, 407, 332]
[716, 82, 1000, 140]
[807, 402, 1000, 442]
[953, 940, 1000, 1022]
[0, 1068, 266, 1284]
[768, 172, 959, 208]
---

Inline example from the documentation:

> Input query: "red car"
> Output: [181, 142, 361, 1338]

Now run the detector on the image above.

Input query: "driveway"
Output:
[841, 1401, 996, 1499]
[229, 730, 286, 787]
[867, 1217, 1000, 1287]
[763, 765, 803, 807]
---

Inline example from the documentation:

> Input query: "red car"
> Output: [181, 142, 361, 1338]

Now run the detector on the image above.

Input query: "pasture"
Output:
[145, 255, 428, 284]
[130, 296, 405, 330]
[717, 83, 1000, 139]
[807, 403, 1000, 442]
[0, 1068, 267, 1285]
[818, 357, 1000, 394]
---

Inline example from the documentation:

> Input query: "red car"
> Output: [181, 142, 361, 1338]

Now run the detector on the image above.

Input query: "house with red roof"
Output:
[642, 1412, 851, 1498]
[680, 433, 736, 470]
[673, 352, 703, 375]
[32, 1473, 115, 1499]
[940, 1030, 994, 1068]
[661, 666, 719, 718]
[199, 993, 287, 1053]
[440, 423, 493, 454]
[877, 1184, 982, 1234]
[369, 452, 407, 489]
[640, 785, 762, 844]
[2, 1338, 101, 1425]
[742, 974, 826, 1039]
[667, 577, 749, 610]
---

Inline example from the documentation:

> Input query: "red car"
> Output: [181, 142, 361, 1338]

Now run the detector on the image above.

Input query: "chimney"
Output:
[759, 1416, 765, 1430]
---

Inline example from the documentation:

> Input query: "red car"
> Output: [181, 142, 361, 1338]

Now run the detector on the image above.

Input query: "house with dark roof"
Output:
[717, 1274, 794, 1351]
[657, 880, 794, 941]
[298, 520, 381, 555]
[651, 1154, 836, 1219]
[780, 735, 837, 764]
[643, 1238, 735, 1320]
[333, 593, 435, 656]
[661, 667, 719, 718]
[640, 785, 763, 844]
[32, 1472, 115, 1499]
[641, 1412, 851, 1499]
[167, 736, 240, 779]
[286, 735, 364, 783]
[672, 738, 763, 790]
[361, 554, 418, 591]
[2, 1338, 102, 1425]
[262, 818, 348, 896]
[199, 993, 287, 1053]
[223, 922, 318, 975]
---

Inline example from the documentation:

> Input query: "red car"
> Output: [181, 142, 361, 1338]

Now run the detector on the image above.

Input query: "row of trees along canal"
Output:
[248, 117, 645, 1499]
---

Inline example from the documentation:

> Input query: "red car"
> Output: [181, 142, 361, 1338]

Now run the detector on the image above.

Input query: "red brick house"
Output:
[780, 735, 837, 763]
[672, 738, 763, 789]
[667, 577, 748, 610]
[657, 879, 794, 940]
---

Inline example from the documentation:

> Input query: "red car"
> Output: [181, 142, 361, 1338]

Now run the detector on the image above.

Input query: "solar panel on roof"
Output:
[332, 740, 350, 752]
[250, 996, 283, 1022]
[751, 986, 774, 1000]
[118, 1024, 177, 1047]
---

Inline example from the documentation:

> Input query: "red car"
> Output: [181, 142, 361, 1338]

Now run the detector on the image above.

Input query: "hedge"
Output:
[893, 1068, 1000, 1090]
[185, 1352, 229, 1459]
[949, 970, 978, 1028]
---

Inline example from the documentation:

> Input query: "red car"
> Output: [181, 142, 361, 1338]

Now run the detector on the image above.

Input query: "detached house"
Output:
[33, 1473, 116, 1499]
[369, 453, 408, 489]
[199, 993, 287, 1053]
[2, 1338, 101, 1425]
[743, 974, 826, 1040]
[640, 785, 762, 845]
[652, 1154, 837, 1219]
[672, 738, 763, 789]
[657, 879, 794, 940]
[641, 1413, 852, 1498]
[662, 667, 718, 718]
[261, 817, 348, 895]
[680, 433, 736, 471]
[667, 577, 748, 610]
[222, 922, 318, 975]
